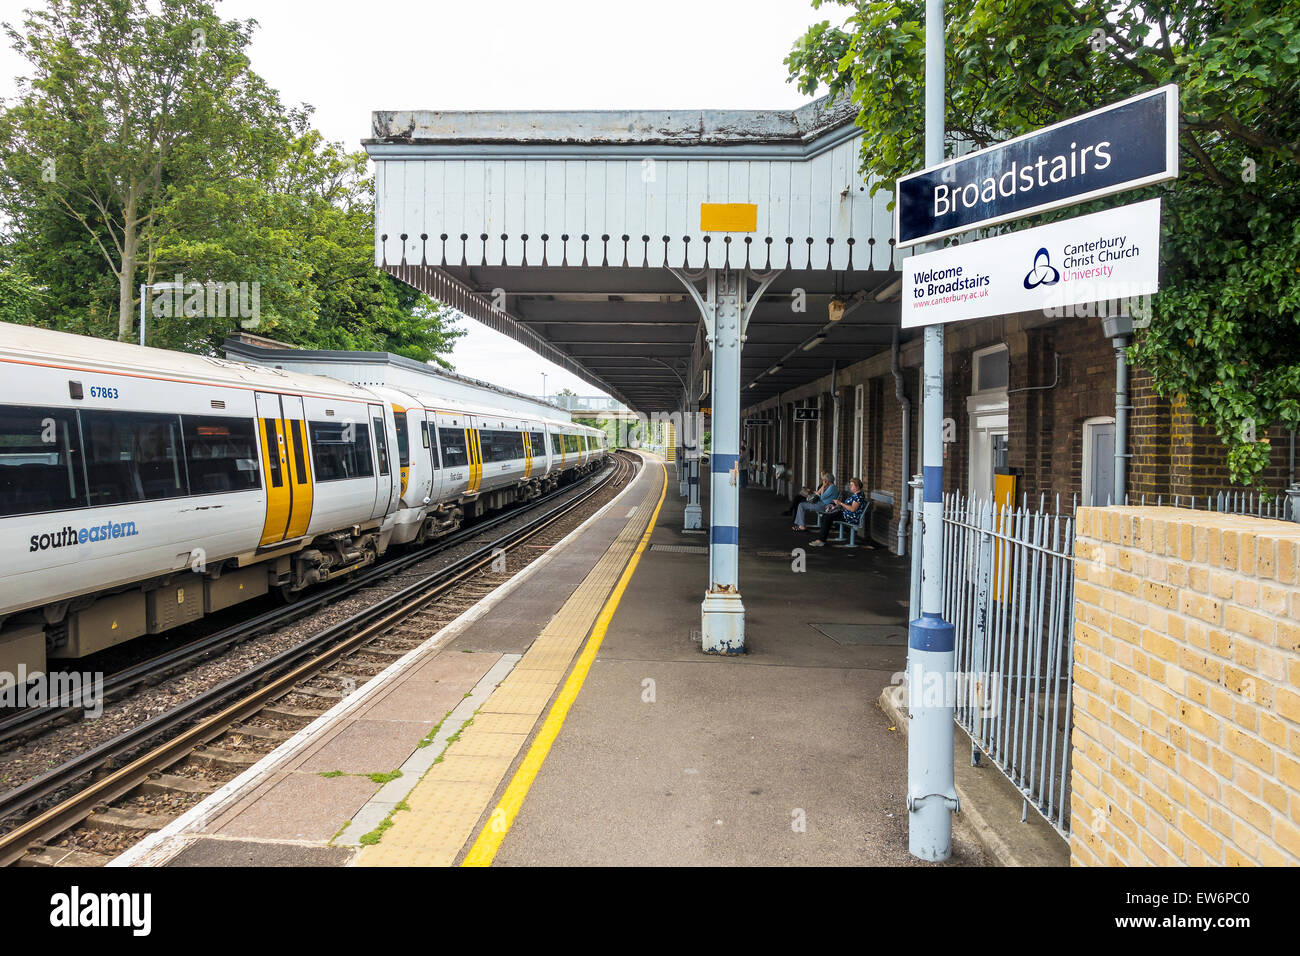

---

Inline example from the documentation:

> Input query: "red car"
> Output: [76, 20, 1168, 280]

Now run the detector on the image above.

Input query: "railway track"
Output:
[0, 460, 623, 748]
[0, 450, 638, 867]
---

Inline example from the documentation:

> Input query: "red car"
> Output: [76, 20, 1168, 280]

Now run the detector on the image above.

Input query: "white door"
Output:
[423, 412, 445, 506]
[367, 403, 394, 520]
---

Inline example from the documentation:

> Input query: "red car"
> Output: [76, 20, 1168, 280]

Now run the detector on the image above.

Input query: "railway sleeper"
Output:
[137, 773, 216, 797]
[83, 807, 173, 834]
[186, 747, 260, 771]
[228, 721, 294, 743]
[261, 704, 323, 724]
[292, 684, 343, 700]
[20, 846, 116, 868]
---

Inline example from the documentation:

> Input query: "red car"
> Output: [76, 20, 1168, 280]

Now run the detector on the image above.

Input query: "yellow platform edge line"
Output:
[461, 462, 668, 867]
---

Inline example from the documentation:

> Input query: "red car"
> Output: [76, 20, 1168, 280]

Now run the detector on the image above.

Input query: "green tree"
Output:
[0, 0, 282, 340]
[0, 265, 45, 324]
[787, 0, 1300, 484]
[0, 0, 463, 365]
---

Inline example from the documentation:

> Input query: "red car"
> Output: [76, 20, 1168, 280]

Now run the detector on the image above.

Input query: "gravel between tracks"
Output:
[0, 456, 638, 805]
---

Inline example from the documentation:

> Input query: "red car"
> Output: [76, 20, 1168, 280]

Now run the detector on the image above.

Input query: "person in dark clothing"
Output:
[809, 478, 871, 547]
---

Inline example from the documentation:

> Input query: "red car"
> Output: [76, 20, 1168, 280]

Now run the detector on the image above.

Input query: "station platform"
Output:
[115, 452, 988, 867]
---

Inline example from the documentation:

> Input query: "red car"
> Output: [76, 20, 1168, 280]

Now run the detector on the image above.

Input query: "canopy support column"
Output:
[671, 266, 780, 654]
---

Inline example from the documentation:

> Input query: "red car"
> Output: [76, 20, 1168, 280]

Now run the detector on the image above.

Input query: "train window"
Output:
[419, 420, 430, 449]
[438, 427, 468, 468]
[551, 433, 562, 455]
[182, 416, 260, 494]
[428, 422, 442, 469]
[262, 419, 284, 488]
[310, 420, 373, 481]
[482, 430, 522, 462]
[530, 431, 545, 454]
[373, 417, 390, 476]
[394, 414, 410, 468]
[289, 420, 309, 484]
[482, 430, 523, 463]
[81, 409, 188, 505]
[0, 405, 85, 517]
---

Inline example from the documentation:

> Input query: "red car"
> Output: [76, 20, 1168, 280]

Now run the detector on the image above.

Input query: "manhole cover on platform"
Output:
[651, 544, 709, 554]
[808, 623, 908, 646]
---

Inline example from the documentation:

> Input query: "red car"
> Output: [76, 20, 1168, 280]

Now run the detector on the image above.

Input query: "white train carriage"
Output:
[221, 338, 610, 545]
[0, 323, 400, 676]
[0, 324, 613, 679]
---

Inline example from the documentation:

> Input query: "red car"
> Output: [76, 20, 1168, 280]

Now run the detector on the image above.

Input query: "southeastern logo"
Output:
[30, 520, 139, 552]
[1023, 246, 1061, 289]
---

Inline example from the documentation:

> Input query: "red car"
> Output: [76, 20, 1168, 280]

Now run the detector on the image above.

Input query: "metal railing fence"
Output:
[1128, 489, 1297, 523]
[939, 492, 1076, 836]
[905, 480, 1297, 839]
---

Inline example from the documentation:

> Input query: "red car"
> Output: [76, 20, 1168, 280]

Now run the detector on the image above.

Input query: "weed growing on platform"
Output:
[358, 819, 393, 846]
[416, 709, 455, 748]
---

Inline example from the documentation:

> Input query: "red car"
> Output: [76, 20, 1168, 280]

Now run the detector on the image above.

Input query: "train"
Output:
[0, 322, 610, 678]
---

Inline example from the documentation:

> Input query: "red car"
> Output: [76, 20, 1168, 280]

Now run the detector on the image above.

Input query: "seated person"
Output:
[790, 472, 838, 529]
[809, 478, 872, 547]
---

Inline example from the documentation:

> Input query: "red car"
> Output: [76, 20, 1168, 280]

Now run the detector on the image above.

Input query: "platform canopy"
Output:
[365, 96, 906, 413]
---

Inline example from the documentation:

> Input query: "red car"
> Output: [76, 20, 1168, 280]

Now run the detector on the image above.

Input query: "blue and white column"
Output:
[701, 270, 744, 653]
[907, 0, 958, 862]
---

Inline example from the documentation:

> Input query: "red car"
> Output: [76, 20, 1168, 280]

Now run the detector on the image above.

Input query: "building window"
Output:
[973, 344, 1009, 394]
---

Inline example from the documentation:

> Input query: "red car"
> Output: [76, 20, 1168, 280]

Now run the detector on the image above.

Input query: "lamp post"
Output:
[137, 281, 183, 347]
[541, 372, 548, 403]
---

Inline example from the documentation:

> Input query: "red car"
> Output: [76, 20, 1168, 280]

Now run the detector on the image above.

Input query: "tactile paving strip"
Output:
[357, 466, 663, 867]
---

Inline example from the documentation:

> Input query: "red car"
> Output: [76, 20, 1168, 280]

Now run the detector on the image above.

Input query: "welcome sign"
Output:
[900, 198, 1161, 328]
[896, 86, 1178, 247]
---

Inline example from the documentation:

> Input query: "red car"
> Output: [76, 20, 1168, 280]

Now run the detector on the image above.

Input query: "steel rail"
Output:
[0, 452, 636, 865]
[0, 465, 616, 746]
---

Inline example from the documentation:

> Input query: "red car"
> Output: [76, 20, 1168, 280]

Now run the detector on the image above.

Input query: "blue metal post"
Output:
[908, 0, 958, 862]
[701, 270, 744, 653]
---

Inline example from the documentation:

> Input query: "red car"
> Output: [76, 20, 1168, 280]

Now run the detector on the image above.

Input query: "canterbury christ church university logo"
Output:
[1024, 247, 1061, 289]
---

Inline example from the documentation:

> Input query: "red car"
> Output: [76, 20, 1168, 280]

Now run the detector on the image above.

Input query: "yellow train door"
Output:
[523, 431, 533, 478]
[465, 423, 483, 493]
[281, 395, 314, 539]
[256, 391, 293, 546]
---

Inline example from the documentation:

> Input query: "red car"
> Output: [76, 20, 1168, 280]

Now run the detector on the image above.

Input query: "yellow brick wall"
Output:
[1069, 506, 1300, 866]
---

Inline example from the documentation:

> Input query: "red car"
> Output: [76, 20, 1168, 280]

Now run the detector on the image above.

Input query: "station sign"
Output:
[744, 418, 772, 427]
[793, 408, 820, 422]
[901, 198, 1160, 328]
[896, 85, 1178, 248]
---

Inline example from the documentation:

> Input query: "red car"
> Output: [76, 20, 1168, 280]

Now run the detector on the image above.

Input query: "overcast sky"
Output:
[0, 0, 830, 400]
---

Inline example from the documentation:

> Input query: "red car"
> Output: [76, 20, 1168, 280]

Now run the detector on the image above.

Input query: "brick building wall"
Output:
[742, 312, 1296, 553]
[1070, 506, 1300, 866]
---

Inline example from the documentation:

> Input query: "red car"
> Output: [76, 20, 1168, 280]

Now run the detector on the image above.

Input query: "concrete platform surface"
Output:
[488, 474, 987, 866]
[122, 456, 1016, 867]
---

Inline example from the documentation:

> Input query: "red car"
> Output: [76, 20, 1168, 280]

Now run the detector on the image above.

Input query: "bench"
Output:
[809, 509, 863, 547]
[829, 517, 863, 548]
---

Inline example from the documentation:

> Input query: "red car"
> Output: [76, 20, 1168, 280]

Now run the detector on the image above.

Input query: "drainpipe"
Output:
[830, 361, 840, 482]
[1103, 316, 1133, 506]
[892, 328, 911, 555]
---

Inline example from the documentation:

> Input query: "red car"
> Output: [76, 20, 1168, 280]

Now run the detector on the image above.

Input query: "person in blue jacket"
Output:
[791, 472, 838, 531]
